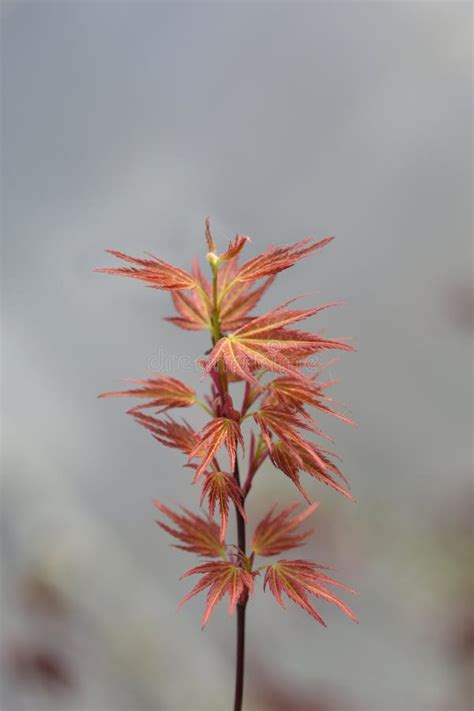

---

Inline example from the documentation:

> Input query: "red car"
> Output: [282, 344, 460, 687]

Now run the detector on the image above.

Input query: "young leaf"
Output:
[204, 217, 217, 253]
[269, 439, 312, 502]
[200, 471, 246, 541]
[96, 250, 197, 291]
[263, 559, 357, 625]
[254, 406, 328, 468]
[154, 500, 226, 558]
[251, 502, 319, 557]
[188, 417, 244, 482]
[266, 376, 354, 425]
[235, 237, 334, 283]
[227, 299, 338, 336]
[180, 561, 257, 628]
[270, 439, 354, 501]
[218, 234, 251, 262]
[131, 412, 197, 454]
[204, 218, 250, 263]
[99, 376, 196, 413]
[205, 301, 350, 386]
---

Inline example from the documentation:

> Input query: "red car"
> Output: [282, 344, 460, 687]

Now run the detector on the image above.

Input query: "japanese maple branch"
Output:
[98, 225, 358, 711]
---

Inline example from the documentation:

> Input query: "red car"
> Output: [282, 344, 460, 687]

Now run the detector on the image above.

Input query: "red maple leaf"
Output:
[264, 328, 353, 364]
[98, 375, 196, 413]
[96, 250, 197, 291]
[270, 439, 354, 501]
[180, 561, 257, 628]
[251, 502, 319, 557]
[131, 412, 197, 454]
[254, 405, 328, 451]
[235, 237, 334, 283]
[263, 559, 357, 625]
[205, 300, 350, 386]
[265, 376, 354, 425]
[188, 417, 244, 482]
[154, 500, 226, 558]
[200, 471, 246, 541]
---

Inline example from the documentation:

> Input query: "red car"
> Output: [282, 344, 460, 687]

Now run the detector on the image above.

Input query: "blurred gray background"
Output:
[1, 1, 472, 710]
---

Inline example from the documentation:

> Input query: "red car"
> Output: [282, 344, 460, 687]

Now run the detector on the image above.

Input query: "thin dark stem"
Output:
[234, 602, 246, 711]
[232, 458, 247, 711]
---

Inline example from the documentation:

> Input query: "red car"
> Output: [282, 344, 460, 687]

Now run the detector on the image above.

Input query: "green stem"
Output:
[210, 264, 227, 394]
